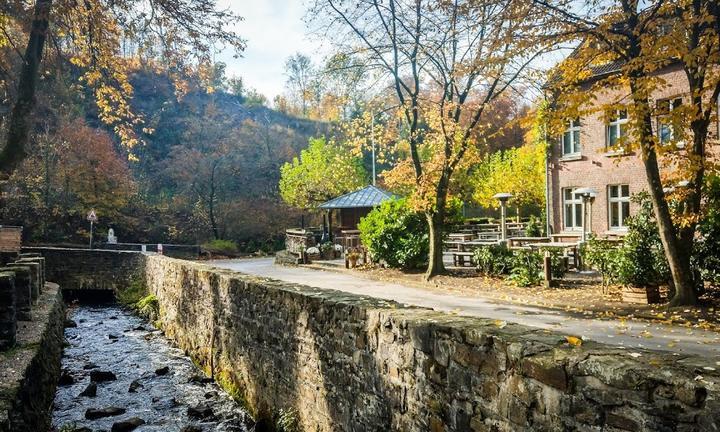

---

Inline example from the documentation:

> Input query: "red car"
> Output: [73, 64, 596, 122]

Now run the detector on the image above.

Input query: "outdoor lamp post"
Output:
[574, 187, 597, 242]
[493, 193, 513, 241]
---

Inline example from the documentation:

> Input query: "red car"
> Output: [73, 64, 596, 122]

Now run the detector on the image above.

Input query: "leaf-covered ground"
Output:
[345, 265, 720, 333]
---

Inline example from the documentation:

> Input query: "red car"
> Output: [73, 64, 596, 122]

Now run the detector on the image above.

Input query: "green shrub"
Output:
[615, 192, 669, 287]
[525, 214, 544, 237]
[509, 249, 543, 287]
[202, 239, 239, 255]
[548, 249, 568, 280]
[694, 175, 720, 288]
[582, 235, 621, 287]
[359, 198, 428, 269]
[473, 244, 514, 276]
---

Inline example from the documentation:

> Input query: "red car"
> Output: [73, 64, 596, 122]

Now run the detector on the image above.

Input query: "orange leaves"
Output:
[565, 336, 583, 347]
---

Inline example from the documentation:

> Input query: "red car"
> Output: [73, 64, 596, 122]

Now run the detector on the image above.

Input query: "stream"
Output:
[51, 305, 253, 432]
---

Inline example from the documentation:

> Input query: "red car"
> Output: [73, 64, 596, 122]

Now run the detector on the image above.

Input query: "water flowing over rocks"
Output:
[51, 306, 253, 432]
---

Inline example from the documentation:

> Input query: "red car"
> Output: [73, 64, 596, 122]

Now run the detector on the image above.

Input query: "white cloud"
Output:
[215, 0, 326, 102]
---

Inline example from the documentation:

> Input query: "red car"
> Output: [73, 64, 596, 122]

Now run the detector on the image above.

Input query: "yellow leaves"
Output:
[565, 336, 583, 347]
[493, 320, 508, 329]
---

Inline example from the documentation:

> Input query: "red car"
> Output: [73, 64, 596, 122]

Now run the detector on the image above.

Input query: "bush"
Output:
[202, 239, 239, 255]
[509, 250, 543, 287]
[548, 249, 568, 280]
[582, 235, 621, 287]
[474, 244, 514, 276]
[525, 214, 544, 237]
[359, 198, 429, 269]
[694, 175, 720, 287]
[614, 192, 669, 287]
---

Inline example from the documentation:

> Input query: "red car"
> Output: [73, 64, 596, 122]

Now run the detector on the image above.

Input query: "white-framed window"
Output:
[608, 184, 630, 230]
[657, 97, 683, 145]
[606, 110, 628, 148]
[561, 119, 581, 156]
[563, 187, 583, 231]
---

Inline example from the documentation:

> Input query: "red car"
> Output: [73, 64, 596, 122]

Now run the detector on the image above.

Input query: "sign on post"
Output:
[87, 210, 98, 249]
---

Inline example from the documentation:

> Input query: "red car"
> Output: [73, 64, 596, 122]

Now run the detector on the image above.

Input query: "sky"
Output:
[215, 1, 325, 102]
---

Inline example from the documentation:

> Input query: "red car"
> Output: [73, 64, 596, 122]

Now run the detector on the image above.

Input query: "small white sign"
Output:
[86, 210, 98, 222]
[157, 244, 163, 255]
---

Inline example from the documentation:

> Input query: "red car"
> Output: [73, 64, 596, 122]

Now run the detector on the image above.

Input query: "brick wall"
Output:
[144, 254, 720, 431]
[0, 227, 22, 253]
[548, 64, 720, 235]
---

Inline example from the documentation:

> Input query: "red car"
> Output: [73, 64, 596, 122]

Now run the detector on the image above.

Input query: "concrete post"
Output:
[16, 257, 45, 293]
[5, 266, 31, 321]
[0, 272, 16, 350]
[14, 261, 41, 303]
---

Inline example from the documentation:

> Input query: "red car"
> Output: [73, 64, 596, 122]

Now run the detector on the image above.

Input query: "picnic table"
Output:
[444, 239, 497, 267]
[550, 233, 581, 243]
[507, 237, 550, 248]
[340, 229, 361, 251]
[528, 241, 581, 268]
[477, 231, 500, 240]
[448, 232, 475, 242]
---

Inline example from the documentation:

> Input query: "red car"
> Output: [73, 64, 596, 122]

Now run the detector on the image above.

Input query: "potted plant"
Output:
[319, 242, 335, 260]
[346, 247, 361, 269]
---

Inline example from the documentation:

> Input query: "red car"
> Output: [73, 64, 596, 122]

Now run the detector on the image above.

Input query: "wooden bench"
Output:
[452, 251, 475, 267]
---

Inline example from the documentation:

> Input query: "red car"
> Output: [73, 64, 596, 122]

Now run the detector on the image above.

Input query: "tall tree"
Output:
[284, 53, 318, 117]
[0, 0, 245, 174]
[279, 137, 367, 209]
[542, 0, 720, 305]
[312, 0, 553, 278]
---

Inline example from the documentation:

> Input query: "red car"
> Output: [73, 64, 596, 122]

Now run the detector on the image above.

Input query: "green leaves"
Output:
[358, 198, 429, 270]
[279, 137, 367, 209]
[583, 193, 669, 288]
[473, 244, 514, 277]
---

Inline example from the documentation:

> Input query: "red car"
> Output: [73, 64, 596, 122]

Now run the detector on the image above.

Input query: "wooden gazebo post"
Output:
[326, 209, 333, 242]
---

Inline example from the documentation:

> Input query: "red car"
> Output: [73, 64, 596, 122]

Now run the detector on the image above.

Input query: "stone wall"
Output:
[143, 255, 720, 432]
[0, 283, 64, 432]
[24, 247, 146, 293]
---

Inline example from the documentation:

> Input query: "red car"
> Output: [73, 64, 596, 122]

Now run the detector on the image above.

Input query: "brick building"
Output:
[547, 63, 719, 237]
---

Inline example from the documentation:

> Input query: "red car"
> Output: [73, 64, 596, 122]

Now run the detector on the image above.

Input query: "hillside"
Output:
[1, 68, 328, 250]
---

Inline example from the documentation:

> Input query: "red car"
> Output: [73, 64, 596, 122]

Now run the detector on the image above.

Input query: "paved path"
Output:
[209, 258, 720, 359]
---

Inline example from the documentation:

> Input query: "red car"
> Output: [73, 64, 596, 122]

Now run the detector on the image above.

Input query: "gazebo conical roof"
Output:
[319, 185, 396, 210]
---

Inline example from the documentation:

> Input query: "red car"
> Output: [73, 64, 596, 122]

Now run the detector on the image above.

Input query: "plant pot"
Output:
[349, 257, 359, 268]
[622, 285, 661, 304]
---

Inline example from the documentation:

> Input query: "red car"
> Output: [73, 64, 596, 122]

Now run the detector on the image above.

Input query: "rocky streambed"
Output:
[52, 305, 253, 432]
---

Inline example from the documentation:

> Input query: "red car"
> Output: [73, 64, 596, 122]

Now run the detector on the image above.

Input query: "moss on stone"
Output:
[215, 370, 255, 418]
[135, 294, 159, 320]
[116, 277, 147, 306]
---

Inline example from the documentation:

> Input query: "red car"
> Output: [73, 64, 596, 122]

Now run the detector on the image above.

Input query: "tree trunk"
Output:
[634, 104, 697, 305]
[425, 175, 450, 279]
[0, 0, 53, 174]
[425, 210, 446, 280]
[642, 150, 696, 305]
[625, 68, 698, 305]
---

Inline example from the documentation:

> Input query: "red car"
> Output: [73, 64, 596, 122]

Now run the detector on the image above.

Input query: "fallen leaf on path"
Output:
[565, 336, 583, 347]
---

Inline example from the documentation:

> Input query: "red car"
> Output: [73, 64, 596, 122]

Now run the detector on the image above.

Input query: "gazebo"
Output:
[319, 185, 395, 243]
